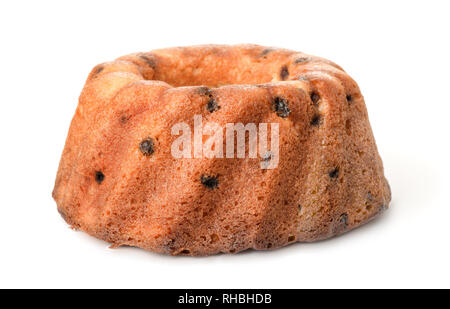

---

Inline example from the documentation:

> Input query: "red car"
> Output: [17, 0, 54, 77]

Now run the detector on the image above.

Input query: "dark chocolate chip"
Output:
[95, 171, 105, 184]
[139, 55, 156, 69]
[280, 65, 289, 80]
[261, 152, 272, 162]
[120, 115, 129, 124]
[311, 114, 321, 126]
[310, 91, 320, 105]
[198, 87, 212, 96]
[346, 94, 353, 102]
[329, 167, 339, 179]
[340, 213, 348, 227]
[139, 137, 155, 156]
[95, 66, 104, 75]
[298, 204, 302, 212]
[260, 152, 272, 169]
[206, 98, 220, 113]
[201, 175, 219, 189]
[294, 57, 312, 64]
[261, 48, 274, 57]
[272, 97, 291, 118]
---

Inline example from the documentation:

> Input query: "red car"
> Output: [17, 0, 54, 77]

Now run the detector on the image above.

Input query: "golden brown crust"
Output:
[53, 44, 391, 256]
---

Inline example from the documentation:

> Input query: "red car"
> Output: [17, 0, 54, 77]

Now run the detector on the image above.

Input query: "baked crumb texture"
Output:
[53, 44, 391, 256]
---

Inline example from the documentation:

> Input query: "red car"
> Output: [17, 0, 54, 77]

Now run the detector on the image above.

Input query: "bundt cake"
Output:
[53, 44, 391, 256]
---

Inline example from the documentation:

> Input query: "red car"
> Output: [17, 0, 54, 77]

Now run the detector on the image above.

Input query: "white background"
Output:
[0, 0, 449, 288]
